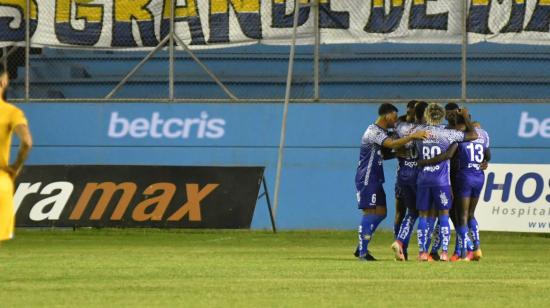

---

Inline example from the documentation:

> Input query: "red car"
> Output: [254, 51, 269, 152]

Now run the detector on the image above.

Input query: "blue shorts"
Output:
[357, 184, 386, 209]
[416, 186, 452, 211]
[396, 182, 416, 211]
[455, 173, 485, 198]
[395, 182, 401, 197]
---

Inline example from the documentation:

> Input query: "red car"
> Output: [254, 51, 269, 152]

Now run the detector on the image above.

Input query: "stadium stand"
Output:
[7, 43, 550, 100]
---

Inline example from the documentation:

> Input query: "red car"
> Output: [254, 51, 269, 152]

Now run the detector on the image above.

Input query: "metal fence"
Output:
[3, 0, 550, 104]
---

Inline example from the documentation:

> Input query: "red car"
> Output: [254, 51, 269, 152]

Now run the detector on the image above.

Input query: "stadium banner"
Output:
[478, 164, 550, 233]
[14, 165, 264, 229]
[4, 0, 550, 49]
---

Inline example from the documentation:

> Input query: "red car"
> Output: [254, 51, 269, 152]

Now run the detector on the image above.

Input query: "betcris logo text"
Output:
[518, 112, 550, 138]
[108, 111, 225, 139]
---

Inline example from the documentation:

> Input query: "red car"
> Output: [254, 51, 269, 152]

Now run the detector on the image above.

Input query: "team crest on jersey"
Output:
[439, 191, 449, 206]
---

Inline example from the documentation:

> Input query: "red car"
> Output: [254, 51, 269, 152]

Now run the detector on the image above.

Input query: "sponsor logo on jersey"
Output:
[468, 163, 481, 170]
[423, 165, 440, 172]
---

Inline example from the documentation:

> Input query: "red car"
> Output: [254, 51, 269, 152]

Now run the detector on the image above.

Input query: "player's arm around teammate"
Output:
[417, 143, 458, 167]
[458, 108, 478, 141]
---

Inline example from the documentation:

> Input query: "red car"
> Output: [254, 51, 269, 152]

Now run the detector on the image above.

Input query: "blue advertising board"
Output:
[13, 102, 550, 230]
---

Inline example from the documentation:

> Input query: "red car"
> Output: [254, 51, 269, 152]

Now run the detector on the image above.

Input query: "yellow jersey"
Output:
[0, 100, 28, 169]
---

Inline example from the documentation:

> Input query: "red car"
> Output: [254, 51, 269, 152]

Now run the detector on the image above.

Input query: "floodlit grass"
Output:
[0, 229, 549, 307]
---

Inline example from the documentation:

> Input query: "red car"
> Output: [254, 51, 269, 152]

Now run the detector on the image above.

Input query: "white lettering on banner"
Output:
[478, 164, 550, 233]
[14, 182, 74, 221]
[518, 112, 550, 138]
[9, 1, 550, 48]
[14, 179, 220, 223]
[108, 112, 225, 139]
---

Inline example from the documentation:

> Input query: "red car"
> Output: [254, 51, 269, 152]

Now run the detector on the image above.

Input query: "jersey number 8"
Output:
[422, 145, 442, 160]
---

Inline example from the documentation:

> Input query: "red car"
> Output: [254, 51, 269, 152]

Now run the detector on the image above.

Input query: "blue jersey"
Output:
[456, 128, 490, 176]
[394, 121, 419, 185]
[355, 124, 389, 189]
[415, 125, 465, 187]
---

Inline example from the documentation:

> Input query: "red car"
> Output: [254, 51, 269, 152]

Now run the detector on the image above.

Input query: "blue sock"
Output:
[397, 213, 417, 253]
[374, 214, 386, 231]
[439, 215, 451, 253]
[426, 217, 437, 251]
[358, 214, 379, 257]
[430, 223, 441, 254]
[394, 222, 400, 240]
[453, 229, 460, 255]
[417, 216, 429, 253]
[469, 218, 480, 249]
[457, 225, 468, 258]
[466, 233, 474, 251]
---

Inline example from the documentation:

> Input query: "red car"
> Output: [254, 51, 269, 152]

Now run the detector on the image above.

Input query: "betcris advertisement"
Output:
[13, 103, 550, 232]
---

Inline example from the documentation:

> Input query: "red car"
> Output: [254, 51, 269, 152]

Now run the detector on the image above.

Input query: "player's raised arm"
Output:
[417, 143, 458, 167]
[382, 130, 428, 149]
[7, 123, 33, 179]
[459, 108, 478, 141]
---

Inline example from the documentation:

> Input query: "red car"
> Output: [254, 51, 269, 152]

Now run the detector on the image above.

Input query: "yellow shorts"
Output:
[0, 171, 14, 241]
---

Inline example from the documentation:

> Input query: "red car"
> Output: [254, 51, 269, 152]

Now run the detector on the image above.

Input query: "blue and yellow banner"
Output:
[1, 0, 550, 48]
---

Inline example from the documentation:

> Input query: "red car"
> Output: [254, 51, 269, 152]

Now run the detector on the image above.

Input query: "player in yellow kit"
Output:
[0, 70, 32, 242]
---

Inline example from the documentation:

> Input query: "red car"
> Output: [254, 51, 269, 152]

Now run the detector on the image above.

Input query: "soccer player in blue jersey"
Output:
[420, 113, 491, 261]
[393, 101, 418, 241]
[428, 102, 461, 261]
[413, 103, 478, 261]
[355, 103, 428, 261]
[390, 101, 428, 261]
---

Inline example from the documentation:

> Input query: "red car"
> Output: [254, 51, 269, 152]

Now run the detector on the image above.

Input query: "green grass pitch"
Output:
[0, 229, 549, 307]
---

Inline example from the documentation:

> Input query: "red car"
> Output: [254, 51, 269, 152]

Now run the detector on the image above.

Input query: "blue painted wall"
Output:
[12, 102, 550, 229]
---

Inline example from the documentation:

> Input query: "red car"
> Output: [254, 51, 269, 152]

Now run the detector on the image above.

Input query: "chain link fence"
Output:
[2, 0, 550, 103]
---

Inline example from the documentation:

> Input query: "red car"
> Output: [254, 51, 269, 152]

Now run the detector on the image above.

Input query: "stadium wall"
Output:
[13, 103, 550, 230]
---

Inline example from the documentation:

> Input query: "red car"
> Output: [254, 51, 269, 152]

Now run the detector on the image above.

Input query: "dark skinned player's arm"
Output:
[382, 147, 397, 160]
[417, 143, 458, 167]
[382, 130, 428, 149]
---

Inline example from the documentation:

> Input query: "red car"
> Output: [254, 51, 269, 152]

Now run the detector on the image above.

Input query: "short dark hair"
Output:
[378, 103, 398, 116]
[407, 100, 418, 109]
[415, 101, 429, 121]
[445, 102, 459, 111]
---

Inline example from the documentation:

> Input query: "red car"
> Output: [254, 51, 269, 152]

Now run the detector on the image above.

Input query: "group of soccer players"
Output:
[354, 101, 490, 262]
